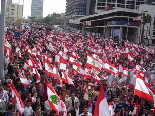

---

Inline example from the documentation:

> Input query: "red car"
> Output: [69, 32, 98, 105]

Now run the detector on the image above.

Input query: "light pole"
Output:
[0, 0, 6, 80]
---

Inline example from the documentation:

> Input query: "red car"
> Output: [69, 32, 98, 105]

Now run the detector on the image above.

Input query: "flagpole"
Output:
[0, 0, 6, 80]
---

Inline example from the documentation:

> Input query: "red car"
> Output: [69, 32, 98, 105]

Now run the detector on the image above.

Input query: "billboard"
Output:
[113, 29, 120, 37]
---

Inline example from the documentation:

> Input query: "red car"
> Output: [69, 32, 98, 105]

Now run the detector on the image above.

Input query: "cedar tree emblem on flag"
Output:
[26, 67, 30, 70]
[92, 60, 95, 65]
[76, 67, 80, 72]
[109, 67, 113, 70]
[50, 95, 58, 105]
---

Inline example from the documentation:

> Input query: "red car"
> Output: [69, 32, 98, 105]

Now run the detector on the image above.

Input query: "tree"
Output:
[141, 13, 152, 44]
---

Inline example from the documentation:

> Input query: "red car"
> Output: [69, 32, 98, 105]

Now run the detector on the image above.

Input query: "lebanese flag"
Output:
[71, 52, 79, 58]
[58, 50, 68, 60]
[84, 68, 100, 83]
[5, 49, 11, 65]
[61, 70, 74, 86]
[55, 54, 60, 64]
[11, 83, 24, 115]
[103, 62, 118, 75]
[46, 82, 67, 114]
[59, 58, 67, 70]
[86, 54, 102, 71]
[17, 71, 28, 86]
[94, 86, 110, 116]
[35, 69, 41, 83]
[69, 56, 81, 66]
[118, 65, 129, 77]
[45, 62, 58, 78]
[22, 62, 31, 73]
[27, 48, 33, 54]
[72, 64, 84, 75]
[27, 59, 33, 68]
[134, 74, 154, 102]
[15, 47, 21, 57]
[63, 43, 69, 53]
[108, 102, 115, 116]
[44, 54, 53, 64]
[4, 41, 11, 50]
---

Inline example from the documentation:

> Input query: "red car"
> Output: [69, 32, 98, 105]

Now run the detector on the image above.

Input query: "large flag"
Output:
[94, 86, 110, 116]
[134, 74, 154, 102]
[46, 82, 67, 115]
[86, 54, 102, 71]
[11, 83, 24, 115]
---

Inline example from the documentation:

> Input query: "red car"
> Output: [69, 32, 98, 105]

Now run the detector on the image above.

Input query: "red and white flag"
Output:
[22, 61, 31, 73]
[46, 82, 67, 115]
[61, 70, 74, 86]
[45, 61, 58, 78]
[86, 54, 102, 71]
[59, 58, 67, 70]
[94, 86, 110, 116]
[134, 74, 154, 102]
[17, 71, 28, 86]
[15, 47, 21, 57]
[84, 68, 100, 83]
[72, 64, 84, 75]
[4, 41, 11, 50]
[103, 62, 118, 75]
[11, 83, 24, 115]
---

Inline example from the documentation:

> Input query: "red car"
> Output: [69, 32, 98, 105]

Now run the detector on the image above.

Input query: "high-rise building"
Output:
[5, 3, 23, 22]
[6, 0, 12, 5]
[66, 0, 96, 19]
[31, 0, 43, 19]
[95, 0, 153, 13]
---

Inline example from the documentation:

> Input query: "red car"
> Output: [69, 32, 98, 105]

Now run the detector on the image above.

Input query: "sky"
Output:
[12, 0, 66, 18]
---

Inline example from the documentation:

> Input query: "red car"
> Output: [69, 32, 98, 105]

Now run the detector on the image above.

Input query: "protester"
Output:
[1, 24, 155, 116]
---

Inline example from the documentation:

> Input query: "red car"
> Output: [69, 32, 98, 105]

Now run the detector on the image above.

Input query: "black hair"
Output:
[8, 104, 15, 111]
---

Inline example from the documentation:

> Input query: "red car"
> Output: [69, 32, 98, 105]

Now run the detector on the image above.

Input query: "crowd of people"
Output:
[1, 24, 155, 116]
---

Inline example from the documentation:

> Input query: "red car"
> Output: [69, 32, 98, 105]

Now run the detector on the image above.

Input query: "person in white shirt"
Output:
[66, 92, 79, 111]
[79, 106, 92, 116]
[23, 100, 34, 116]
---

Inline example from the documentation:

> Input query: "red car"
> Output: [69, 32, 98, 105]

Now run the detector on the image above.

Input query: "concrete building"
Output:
[6, 0, 12, 5]
[66, 0, 96, 24]
[5, 3, 23, 22]
[79, 8, 140, 42]
[66, 0, 155, 43]
[31, 0, 43, 19]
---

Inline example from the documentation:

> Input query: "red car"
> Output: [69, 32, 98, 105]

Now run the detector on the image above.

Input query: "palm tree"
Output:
[141, 13, 152, 44]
